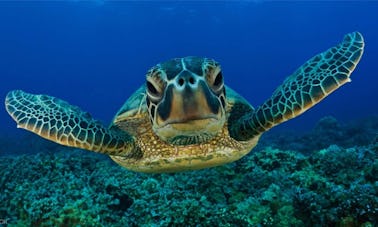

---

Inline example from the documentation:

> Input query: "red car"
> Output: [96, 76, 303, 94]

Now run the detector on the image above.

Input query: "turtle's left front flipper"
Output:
[230, 32, 364, 141]
[5, 90, 140, 157]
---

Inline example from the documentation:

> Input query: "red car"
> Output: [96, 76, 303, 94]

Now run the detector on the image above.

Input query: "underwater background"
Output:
[0, 1, 377, 226]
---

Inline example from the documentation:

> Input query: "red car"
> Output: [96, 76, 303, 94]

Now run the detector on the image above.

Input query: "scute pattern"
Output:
[158, 58, 184, 80]
[230, 32, 364, 140]
[183, 57, 205, 76]
[5, 90, 138, 157]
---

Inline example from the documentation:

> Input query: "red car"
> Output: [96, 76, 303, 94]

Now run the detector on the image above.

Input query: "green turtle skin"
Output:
[5, 32, 364, 173]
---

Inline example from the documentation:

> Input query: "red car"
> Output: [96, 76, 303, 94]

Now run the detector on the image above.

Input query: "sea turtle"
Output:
[5, 32, 364, 173]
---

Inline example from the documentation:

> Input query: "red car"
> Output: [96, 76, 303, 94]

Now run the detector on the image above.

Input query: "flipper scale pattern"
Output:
[5, 90, 138, 157]
[231, 32, 364, 140]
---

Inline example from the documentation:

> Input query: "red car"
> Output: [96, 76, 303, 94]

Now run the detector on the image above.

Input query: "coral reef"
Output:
[258, 115, 378, 154]
[0, 116, 377, 226]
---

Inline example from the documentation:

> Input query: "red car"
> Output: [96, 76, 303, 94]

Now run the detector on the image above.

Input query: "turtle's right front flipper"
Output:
[5, 90, 140, 157]
[230, 32, 364, 141]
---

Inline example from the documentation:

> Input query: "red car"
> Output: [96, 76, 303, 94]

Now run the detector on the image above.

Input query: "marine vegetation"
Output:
[0, 116, 377, 226]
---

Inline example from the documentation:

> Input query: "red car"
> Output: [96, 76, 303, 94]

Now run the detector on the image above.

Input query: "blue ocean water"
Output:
[0, 2, 377, 225]
[1, 1, 377, 138]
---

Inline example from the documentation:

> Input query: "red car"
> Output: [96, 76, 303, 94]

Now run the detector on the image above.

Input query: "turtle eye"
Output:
[209, 71, 224, 94]
[146, 77, 165, 103]
[146, 66, 166, 103]
[213, 72, 223, 88]
[146, 81, 162, 100]
[147, 81, 159, 96]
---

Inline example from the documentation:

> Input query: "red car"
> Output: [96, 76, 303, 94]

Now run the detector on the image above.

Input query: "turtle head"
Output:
[145, 57, 226, 145]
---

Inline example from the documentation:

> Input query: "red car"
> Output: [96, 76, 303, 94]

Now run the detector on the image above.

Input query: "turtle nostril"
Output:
[189, 77, 195, 84]
[178, 78, 184, 86]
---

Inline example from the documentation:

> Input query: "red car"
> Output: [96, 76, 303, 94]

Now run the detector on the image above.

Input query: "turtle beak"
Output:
[156, 70, 223, 129]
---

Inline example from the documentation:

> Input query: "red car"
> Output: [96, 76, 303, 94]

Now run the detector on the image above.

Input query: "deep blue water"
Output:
[1, 1, 377, 138]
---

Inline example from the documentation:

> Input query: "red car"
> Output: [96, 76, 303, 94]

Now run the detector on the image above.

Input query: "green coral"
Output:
[0, 131, 377, 226]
